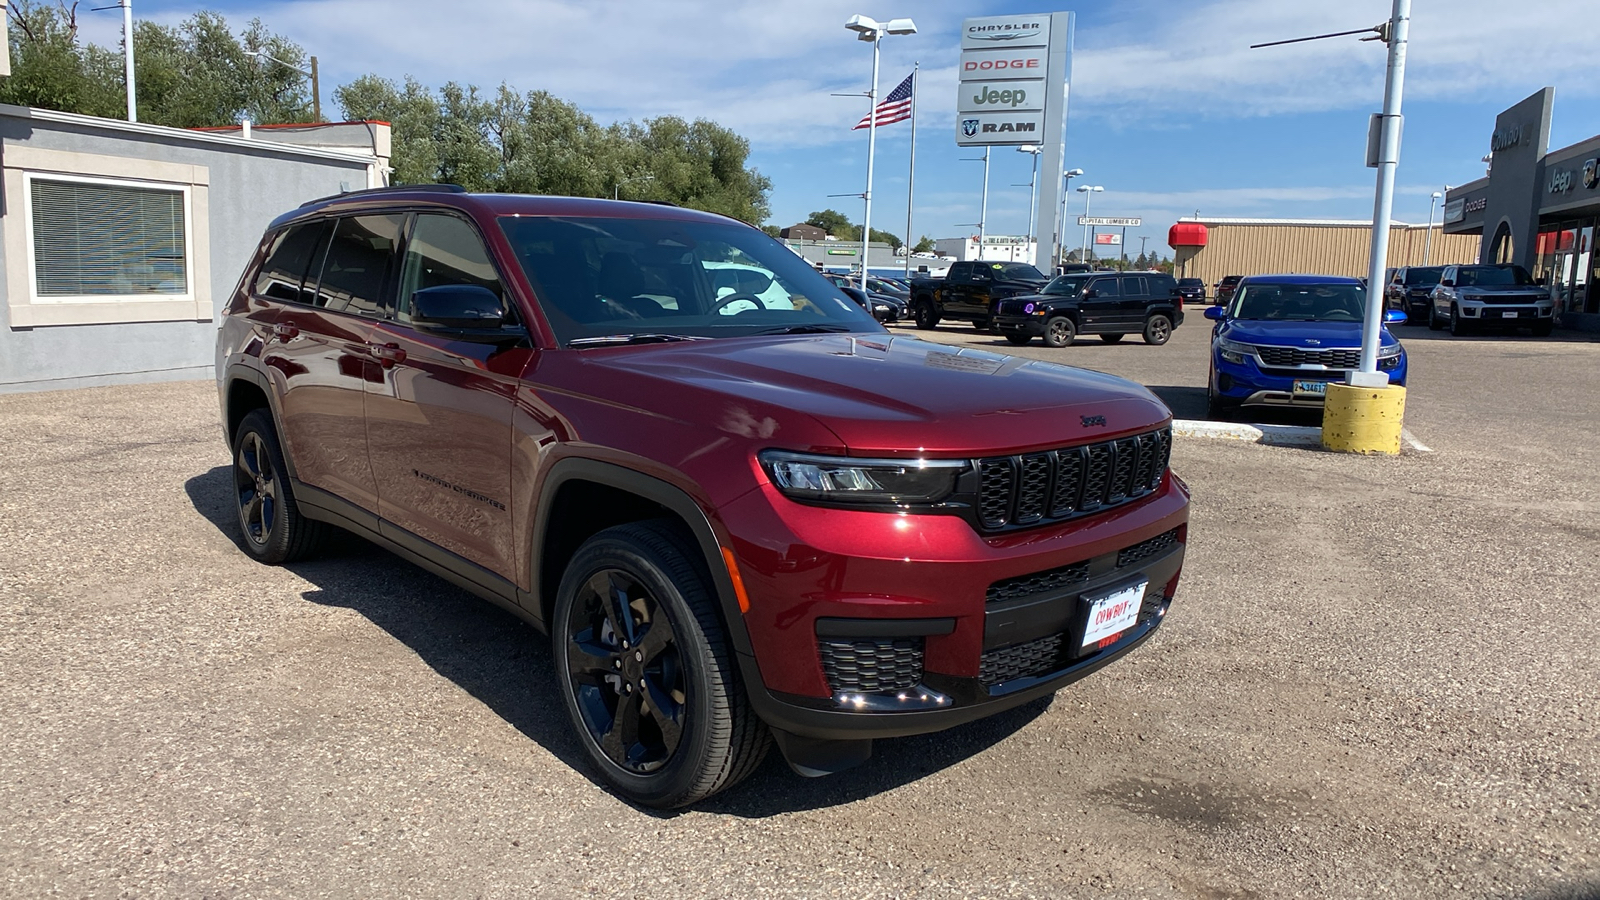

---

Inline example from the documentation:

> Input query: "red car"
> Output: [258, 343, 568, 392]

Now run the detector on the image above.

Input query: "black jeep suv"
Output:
[994, 271, 1184, 347]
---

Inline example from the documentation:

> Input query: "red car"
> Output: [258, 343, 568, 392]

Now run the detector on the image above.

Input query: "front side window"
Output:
[995, 263, 1046, 282]
[1042, 275, 1088, 296]
[29, 176, 188, 298]
[498, 215, 879, 345]
[397, 214, 504, 322]
[309, 215, 405, 316]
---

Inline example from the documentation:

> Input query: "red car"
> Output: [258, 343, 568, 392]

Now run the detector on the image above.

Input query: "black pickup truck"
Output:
[909, 260, 1050, 331]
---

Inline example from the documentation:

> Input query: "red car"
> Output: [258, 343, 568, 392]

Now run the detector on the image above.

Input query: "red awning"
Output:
[1168, 222, 1207, 248]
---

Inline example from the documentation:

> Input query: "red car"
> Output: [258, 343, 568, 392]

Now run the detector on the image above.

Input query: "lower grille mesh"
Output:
[819, 638, 924, 694]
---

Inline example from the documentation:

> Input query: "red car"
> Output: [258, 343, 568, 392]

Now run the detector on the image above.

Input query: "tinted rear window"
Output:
[254, 221, 327, 304]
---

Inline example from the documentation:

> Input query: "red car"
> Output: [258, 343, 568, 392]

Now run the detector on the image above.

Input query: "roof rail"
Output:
[299, 183, 467, 208]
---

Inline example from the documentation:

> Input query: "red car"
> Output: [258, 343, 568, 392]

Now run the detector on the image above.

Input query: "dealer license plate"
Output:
[1502, 311, 1519, 318]
[1292, 380, 1327, 395]
[1082, 580, 1147, 648]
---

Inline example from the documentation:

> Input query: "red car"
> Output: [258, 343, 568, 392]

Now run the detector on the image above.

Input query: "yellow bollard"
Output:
[1321, 383, 1406, 455]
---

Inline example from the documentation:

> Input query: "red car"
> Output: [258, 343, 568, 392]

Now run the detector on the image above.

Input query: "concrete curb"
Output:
[1173, 419, 1434, 452]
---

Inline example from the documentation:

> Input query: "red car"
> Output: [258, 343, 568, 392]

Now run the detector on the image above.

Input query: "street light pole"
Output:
[1356, 0, 1410, 381]
[1077, 184, 1103, 263]
[1423, 190, 1442, 264]
[845, 15, 917, 291]
[1018, 145, 1041, 264]
[121, 0, 136, 122]
[1059, 168, 1082, 266]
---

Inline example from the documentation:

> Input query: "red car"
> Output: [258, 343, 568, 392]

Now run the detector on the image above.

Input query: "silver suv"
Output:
[1428, 264, 1553, 336]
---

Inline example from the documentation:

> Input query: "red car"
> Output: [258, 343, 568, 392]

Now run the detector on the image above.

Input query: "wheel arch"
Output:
[529, 458, 755, 662]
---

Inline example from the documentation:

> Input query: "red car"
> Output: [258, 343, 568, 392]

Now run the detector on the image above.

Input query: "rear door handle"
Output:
[272, 322, 299, 341]
[368, 342, 406, 366]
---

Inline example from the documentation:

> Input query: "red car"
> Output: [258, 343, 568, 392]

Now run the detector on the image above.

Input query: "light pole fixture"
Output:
[246, 49, 322, 122]
[1423, 190, 1443, 264]
[845, 14, 917, 290]
[1077, 184, 1103, 263]
[614, 174, 655, 201]
[1017, 145, 1041, 264]
[1059, 168, 1082, 267]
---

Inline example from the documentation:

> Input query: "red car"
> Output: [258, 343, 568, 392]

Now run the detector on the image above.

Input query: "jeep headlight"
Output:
[1216, 338, 1252, 364]
[759, 451, 967, 505]
[1377, 343, 1402, 359]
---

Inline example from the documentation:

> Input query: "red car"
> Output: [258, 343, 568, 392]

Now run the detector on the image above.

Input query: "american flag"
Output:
[852, 72, 915, 130]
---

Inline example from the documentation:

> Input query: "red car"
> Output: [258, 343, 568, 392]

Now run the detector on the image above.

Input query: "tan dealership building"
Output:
[1167, 217, 1479, 289]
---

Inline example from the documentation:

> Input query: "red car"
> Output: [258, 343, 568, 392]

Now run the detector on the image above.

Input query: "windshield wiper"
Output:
[567, 333, 707, 348]
[749, 324, 855, 336]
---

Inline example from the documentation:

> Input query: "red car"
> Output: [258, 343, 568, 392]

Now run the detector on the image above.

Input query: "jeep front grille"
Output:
[975, 427, 1170, 531]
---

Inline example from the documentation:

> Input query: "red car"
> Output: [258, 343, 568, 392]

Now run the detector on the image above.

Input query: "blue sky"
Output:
[92, 0, 1600, 252]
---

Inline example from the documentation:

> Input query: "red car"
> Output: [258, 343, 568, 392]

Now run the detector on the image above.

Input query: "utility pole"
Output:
[121, 0, 136, 122]
[310, 56, 321, 123]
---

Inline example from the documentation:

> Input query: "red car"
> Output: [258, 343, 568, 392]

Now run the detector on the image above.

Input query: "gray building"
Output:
[0, 105, 390, 392]
[1443, 88, 1600, 331]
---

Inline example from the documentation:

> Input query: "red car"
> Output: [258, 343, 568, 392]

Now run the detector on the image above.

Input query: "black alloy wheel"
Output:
[231, 409, 326, 564]
[914, 301, 939, 330]
[563, 567, 688, 775]
[1143, 314, 1173, 346]
[553, 521, 768, 808]
[1100, 333, 1125, 344]
[1043, 316, 1076, 348]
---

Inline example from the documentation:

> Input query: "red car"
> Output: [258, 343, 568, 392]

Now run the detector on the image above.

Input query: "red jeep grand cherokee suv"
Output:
[215, 186, 1189, 807]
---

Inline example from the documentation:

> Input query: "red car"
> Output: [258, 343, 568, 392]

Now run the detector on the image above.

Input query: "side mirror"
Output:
[1383, 309, 1407, 325]
[411, 284, 523, 344]
[1439, 279, 1454, 287]
[1203, 305, 1226, 321]
[1083, 289, 1098, 298]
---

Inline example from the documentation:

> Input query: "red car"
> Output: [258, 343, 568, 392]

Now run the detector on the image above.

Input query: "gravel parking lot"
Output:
[2, 318, 1596, 898]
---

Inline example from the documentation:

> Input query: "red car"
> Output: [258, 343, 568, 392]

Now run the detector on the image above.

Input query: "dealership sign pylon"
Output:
[957, 12, 1073, 269]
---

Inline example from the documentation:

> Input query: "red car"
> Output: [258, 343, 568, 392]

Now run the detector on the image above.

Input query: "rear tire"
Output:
[552, 521, 769, 809]
[1042, 316, 1076, 348]
[1142, 314, 1173, 346]
[231, 409, 328, 564]
[914, 301, 939, 330]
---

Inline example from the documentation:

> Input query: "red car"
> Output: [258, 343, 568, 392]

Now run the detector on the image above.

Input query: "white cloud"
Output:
[1072, 0, 1600, 120]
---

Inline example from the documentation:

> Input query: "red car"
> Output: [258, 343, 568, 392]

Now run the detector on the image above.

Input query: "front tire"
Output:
[1428, 305, 1444, 330]
[1143, 314, 1173, 346]
[231, 409, 327, 564]
[1450, 305, 1470, 336]
[552, 521, 769, 808]
[1042, 316, 1076, 348]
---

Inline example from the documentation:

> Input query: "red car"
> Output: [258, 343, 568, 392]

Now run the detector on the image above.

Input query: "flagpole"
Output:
[904, 64, 917, 280]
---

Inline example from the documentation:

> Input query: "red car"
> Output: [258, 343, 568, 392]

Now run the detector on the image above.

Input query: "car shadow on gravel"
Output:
[185, 465, 1052, 816]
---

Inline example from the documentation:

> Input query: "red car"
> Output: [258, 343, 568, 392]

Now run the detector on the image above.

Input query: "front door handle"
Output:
[368, 342, 406, 367]
[272, 322, 299, 341]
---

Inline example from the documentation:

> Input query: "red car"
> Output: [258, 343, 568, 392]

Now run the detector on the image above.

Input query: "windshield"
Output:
[1042, 275, 1089, 296]
[498, 216, 882, 345]
[1456, 265, 1534, 286]
[1403, 266, 1444, 286]
[1230, 283, 1365, 321]
[1178, 278, 1203, 287]
[993, 263, 1047, 282]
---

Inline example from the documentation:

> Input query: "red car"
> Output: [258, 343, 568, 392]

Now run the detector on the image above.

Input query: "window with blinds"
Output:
[29, 177, 189, 297]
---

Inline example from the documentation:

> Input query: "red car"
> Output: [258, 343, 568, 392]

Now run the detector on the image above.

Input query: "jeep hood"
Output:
[572, 334, 1170, 456]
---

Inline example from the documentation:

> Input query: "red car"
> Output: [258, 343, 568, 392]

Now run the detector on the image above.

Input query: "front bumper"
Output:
[721, 470, 1190, 743]
[1213, 351, 1408, 406]
[994, 314, 1047, 337]
[1453, 299, 1554, 321]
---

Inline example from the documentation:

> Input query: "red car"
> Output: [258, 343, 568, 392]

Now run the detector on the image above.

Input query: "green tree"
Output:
[806, 209, 854, 238]
[760, 225, 782, 238]
[333, 75, 441, 185]
[912, 235, 936, 253]
[1, 1, 123, 118]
